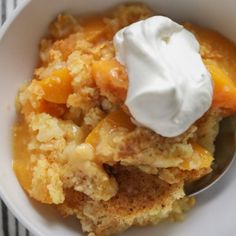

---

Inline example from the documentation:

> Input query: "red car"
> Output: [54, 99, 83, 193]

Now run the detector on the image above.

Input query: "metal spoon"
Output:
[184, 115, 236, 196]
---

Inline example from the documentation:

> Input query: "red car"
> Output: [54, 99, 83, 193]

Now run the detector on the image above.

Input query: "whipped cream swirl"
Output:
[114, 16, 213, 137]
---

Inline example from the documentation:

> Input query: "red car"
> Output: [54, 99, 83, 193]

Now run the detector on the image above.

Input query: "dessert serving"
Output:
[12, 3, 236, 236]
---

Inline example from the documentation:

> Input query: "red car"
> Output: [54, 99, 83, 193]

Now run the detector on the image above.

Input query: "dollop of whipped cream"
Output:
[113, 16, 213, 137]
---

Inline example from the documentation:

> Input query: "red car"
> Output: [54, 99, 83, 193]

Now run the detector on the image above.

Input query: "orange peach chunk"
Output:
[92, 59, 128, 104]
[81, 16, 109, 42]
[40, 68, 73, 104]
[41, 101, 67, 118]
[86, 109, 135, 147]
[207, 63, 236, 114]
[185, 23, 236, 114]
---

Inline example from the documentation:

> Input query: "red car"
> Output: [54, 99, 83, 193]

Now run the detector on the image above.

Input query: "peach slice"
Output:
[185, 23, 236, 114]
[39, 67, 73, 104]
[81, 16, 110, 42]
[41, 101, 67, 118]
[86, 109, 135, 147]
[92, 59, 128, 103]
[21, 97, 67, 118]
[207, 63, 236, 114]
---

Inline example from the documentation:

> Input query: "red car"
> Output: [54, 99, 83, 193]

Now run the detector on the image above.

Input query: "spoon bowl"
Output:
[185, 115, 236, 196]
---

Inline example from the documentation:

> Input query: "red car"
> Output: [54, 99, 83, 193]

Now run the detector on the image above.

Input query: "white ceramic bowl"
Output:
[0, 0, 236, 235]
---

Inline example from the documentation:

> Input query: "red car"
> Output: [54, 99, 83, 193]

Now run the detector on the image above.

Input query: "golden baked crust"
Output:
[57, 166, 194, 236]
[92, 110, 219, 171]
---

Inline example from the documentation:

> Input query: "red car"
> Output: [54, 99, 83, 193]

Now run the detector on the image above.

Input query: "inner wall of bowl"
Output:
[0, 0, 235, 236]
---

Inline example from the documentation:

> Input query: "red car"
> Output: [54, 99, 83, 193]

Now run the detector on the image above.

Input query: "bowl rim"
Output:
[0, 1, 236, 236]
[0, 2, 45, 235]
[0, 0, 30, 39]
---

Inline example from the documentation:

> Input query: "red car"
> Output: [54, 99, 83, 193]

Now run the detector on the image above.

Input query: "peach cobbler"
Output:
[13, 3, 236, 236]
